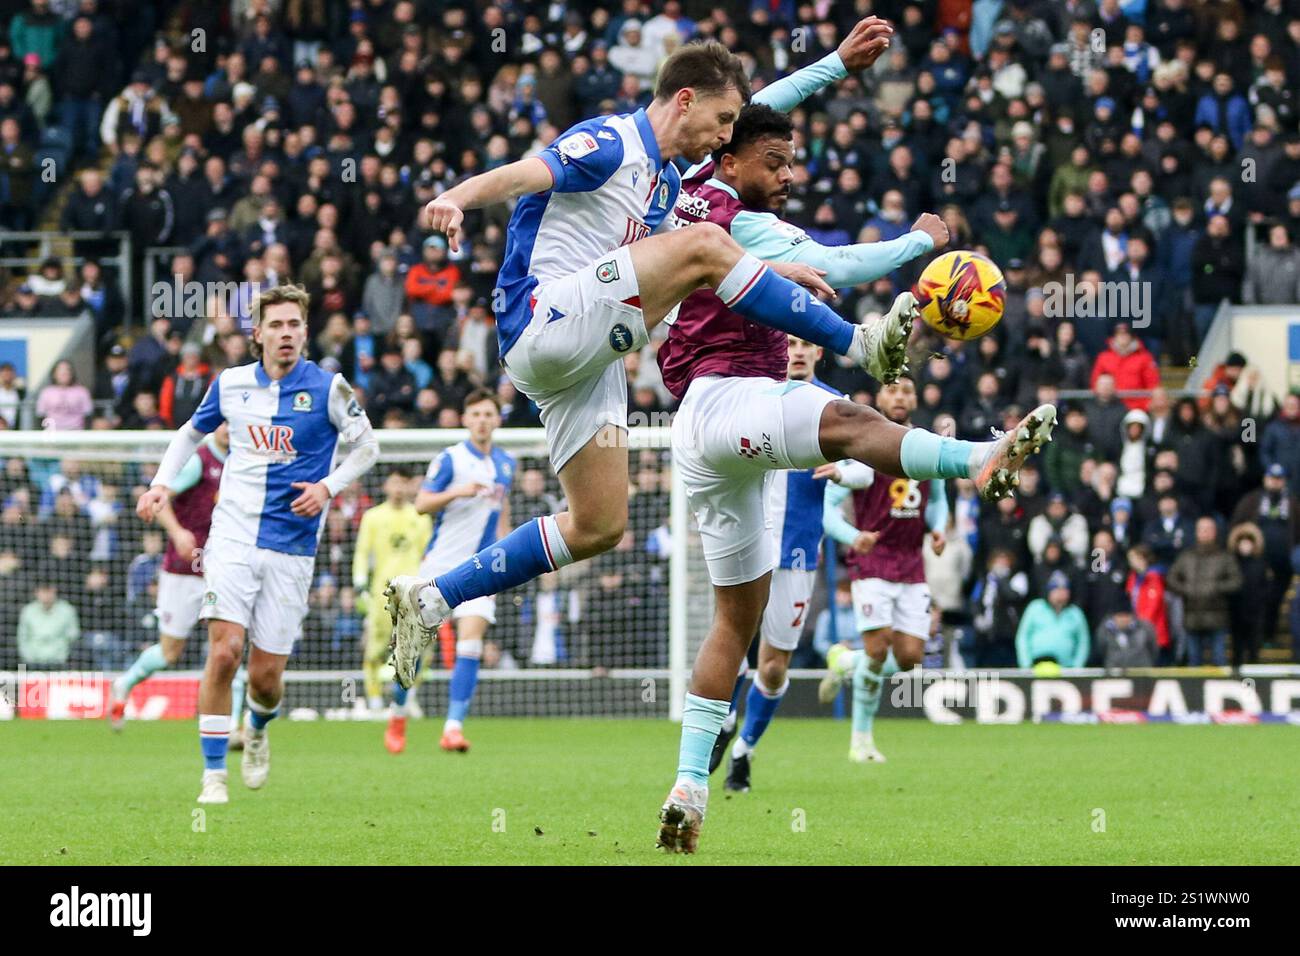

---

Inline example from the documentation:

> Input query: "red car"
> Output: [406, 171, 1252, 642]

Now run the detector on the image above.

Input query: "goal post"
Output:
[0, 426, 702, 720]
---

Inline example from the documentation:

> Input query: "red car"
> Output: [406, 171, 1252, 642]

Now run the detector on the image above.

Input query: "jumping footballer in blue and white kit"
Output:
[386, 389, 514, 756]
[385, 22, 914, 691]
[137, 285, 379, 805]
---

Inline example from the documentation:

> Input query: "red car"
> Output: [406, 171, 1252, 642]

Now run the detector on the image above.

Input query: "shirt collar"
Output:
[632, 108, 663, 171]
[255, 356, 305, 388]
[705, 177, 738, 199]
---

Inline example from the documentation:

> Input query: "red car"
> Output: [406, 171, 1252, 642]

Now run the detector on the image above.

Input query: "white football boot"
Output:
[197, 769, 229, 804]
[385, 575, 445, 690]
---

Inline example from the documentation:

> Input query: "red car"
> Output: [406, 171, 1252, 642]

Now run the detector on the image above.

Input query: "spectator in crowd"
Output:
[0, 113, 34, 225]
[1126, 543, 1172, 664]
[1027, 492, 1089, 565]
[1090, 322, 1159, 411]
[1042, 404, 1095, 496]
[1086, 373, 1128, 463]
[366, 345, 417, 421]
[17, 580, 79, 667]
[1094, 607, 1159, 669]
[35, 359, 92, 431]
[1261, 394, 1300, 499]
[1167, 516, 1242, 667]
[1231, 463, 1300, 647]
[1189, 214, 1244, 343]
[971, 547, 1029, 667]
[1015, 571, 1090, 670]
[0, 361, 24, 427]
[157, 342, 210, 428]
[361, 247, 405, 336]
[1243, 224, 1300, 305]
[1226, 522, 1270, 668]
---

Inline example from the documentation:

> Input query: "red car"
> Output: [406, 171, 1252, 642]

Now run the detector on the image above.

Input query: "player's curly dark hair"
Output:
[711, 103, 794, 165]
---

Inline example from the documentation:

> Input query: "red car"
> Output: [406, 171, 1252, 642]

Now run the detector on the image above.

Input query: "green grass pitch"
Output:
[3, 718, 1297, 865]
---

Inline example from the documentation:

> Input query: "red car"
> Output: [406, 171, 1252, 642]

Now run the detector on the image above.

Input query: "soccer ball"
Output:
[912, 251, 1006, 341]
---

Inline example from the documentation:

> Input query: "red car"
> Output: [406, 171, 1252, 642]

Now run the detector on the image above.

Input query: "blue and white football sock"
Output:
[722, 254, 857, 355]
[676, 694, 731, 788]
[112, 643, 169, 700]
[850, 650, 898, 735]
[445, 639, 482, 731]
[733, 675, 788, 759]
[246, 695, 279, 735]
[431, 515, 573, 616]
[199, 713, 229, 770]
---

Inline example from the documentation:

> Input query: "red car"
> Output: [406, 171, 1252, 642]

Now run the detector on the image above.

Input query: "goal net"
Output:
[0, 427, 720, 721]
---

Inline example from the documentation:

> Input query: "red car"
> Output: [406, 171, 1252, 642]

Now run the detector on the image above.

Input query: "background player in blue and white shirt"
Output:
[386, 388, 513, 756]
[386, 23, 910, 690]
[707, 336, 845, 794]
[136, 285, 379, 806]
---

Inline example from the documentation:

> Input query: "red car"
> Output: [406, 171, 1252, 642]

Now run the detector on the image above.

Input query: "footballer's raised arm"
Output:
[751, 16, 893, 113]
[426, 119, 625, 251]
[731, 210, 939, 289]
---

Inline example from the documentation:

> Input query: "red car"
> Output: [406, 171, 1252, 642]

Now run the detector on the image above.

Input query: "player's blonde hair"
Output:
[248, 284, 311, 358]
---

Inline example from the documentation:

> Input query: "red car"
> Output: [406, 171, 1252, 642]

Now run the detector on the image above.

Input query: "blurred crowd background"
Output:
[1, 0, 1298, 675]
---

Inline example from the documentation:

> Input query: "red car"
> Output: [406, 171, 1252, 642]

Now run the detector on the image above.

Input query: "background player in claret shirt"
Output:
[817, 376, 950, 764]
[110, 424, 244, 733]
[708, 336, 843, 793]
[353, 465, 430, 717]
[653, 87, 1056, 854]
[385, 22, 915, 691]
[386, 389, 514, 755]
[136, 285, 379, 805]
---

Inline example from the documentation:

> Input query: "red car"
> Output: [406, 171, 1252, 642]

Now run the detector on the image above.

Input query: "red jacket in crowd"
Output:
[1091, 336, 1160, 410]
[1127, 568, 1170, 649]
[405, 262, 460, 307]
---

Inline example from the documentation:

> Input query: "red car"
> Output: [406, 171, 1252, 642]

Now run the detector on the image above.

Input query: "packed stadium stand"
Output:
[1, 0, 1298, 681]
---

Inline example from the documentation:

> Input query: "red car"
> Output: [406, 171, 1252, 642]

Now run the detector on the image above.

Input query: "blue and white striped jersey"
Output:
[496, 108, 681, 358]
[189, 358, 373, 556]
[421, 440, 516, 575]
[765, 378, 843, 571]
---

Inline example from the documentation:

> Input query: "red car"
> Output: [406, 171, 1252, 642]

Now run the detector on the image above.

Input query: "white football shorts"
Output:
[155, 570, 207, 640]
[760, 567, 818, 651]
[673, 375, 838, 586]
[850, 577, 932, 641]
[503, 245, 653, 472]
[199, 535, 315, 655]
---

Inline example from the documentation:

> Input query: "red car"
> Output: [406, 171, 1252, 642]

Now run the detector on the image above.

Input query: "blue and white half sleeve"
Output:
[537, 120, 625, 193]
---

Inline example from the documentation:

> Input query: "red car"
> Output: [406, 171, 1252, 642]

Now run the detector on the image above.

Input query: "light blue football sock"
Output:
[113, 643, 168, 698]
[435, 515, 572, 607]
[851, 651, 900, 734]
[899, 428, 982, 480]
[230, 666, 247, 726]
[447, 655, 480, 724]
[738, 677, 788, 751]
[676, 693, 731, 787]
[724, 256, 856, 354]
